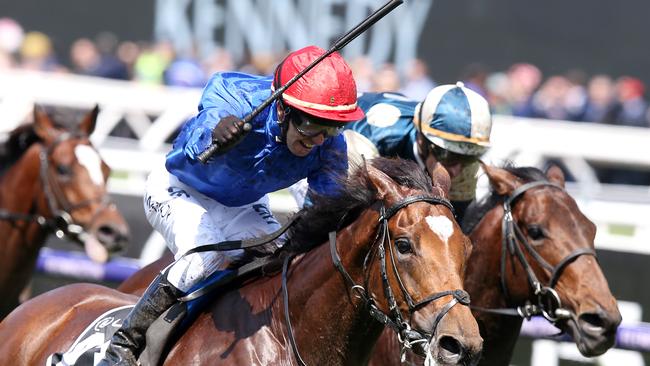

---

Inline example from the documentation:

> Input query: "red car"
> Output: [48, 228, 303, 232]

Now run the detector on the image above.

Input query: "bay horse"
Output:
[0, 105, 130, 319]
[369, 163, 622, 365]
[0, 158, 483, 365]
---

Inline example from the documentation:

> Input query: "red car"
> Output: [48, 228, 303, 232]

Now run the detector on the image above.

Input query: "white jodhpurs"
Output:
[143, 166, 282, 292]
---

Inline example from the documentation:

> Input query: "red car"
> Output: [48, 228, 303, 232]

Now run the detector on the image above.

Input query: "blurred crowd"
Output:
[2, 18, 649, 130]
[1, 18, 649, 185]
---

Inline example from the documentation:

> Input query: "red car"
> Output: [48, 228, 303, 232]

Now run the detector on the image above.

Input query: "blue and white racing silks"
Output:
[344, 92, 421, 164]
[165, 72, 348, 207]
[344, 91, 481, 206]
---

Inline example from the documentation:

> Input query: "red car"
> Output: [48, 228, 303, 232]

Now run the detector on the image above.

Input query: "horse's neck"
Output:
[466, 205, 526, 366]
[286, 211, 385, 365]
[0, 146, 43, 214]
[0, 147, 49, 318]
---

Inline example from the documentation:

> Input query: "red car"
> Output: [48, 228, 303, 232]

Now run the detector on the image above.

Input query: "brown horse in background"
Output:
[0, 158, 482, 365]
[0, 106, 129, 319]
[370, 163, 622, 365]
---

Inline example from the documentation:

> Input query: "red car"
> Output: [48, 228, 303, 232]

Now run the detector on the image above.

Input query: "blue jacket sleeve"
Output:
[307, 135, 348, 197]
[182, 74, 250, 161]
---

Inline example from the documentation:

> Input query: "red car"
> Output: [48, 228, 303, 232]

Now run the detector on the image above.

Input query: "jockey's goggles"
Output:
[430, 143, 479, 166]
[290, 109, 344, 138]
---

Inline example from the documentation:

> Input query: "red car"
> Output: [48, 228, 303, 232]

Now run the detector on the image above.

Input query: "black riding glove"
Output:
[211, 115, 251, 151]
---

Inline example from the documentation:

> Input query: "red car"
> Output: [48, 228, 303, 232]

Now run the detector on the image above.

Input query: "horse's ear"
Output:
[79, 105, 100, 136]
[429, 162, 451, 198]
[545, 164, 566, 187]
[480, 161, 521, 196]
[366, 164, 397, 200]
[33, 105, 56, 142]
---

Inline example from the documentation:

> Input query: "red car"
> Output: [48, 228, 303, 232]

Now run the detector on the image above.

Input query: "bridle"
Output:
[0, 132, 110, 243]
[282, 194, 471, 365]
[474, 181, 597, 323]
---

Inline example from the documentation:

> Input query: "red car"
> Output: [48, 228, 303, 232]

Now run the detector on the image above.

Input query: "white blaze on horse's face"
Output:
[74, 145, 105, 186]
[425, 215, 454, 245]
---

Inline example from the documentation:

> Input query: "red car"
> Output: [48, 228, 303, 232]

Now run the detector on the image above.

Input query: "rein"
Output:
[283, 195, 470, 364]
[472, 181, 597, 323]
[0, 132, 108, 243]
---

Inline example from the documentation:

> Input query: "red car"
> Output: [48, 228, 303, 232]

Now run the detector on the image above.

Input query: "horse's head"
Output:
[360, 159, 482, 365]
[30, 105, 130, 261]
[481, 162, 621, 356]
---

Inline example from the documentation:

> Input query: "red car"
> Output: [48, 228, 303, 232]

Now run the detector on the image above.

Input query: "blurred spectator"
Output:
[508, 62, 542, 117]
[604, 76, 649, 127]
[133, 41, 174, 84]
[530, 75, 572, 120]
[400, 58, 435, 100]
[164, 58, 206, 88]
[0, 51, 14, 70]
[0, 17, 24, 55]
[349, 56, 375, 92]
[19, 31, 63, 72]
[485, 72, 512, 114]
[240, 51, 278, 76]
[580, 74, 616, 122]
[70, 37, 128, 80]
[461, 62, 489, 98]
[564, 69, 588, 120]
[202, 47, 234, 76]
[116, 41, 141, 79]
[371, 63, 401, 92]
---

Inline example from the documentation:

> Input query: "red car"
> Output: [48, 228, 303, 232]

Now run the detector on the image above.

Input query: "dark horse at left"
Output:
[0, 158, 482, 365]
[0, 106, 129, 319]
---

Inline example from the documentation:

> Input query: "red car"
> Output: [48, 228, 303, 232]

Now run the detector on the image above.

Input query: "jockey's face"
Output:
[286, 120, 327, 156]
[282, 108, 343, 157]
[417, 134, 477, 180]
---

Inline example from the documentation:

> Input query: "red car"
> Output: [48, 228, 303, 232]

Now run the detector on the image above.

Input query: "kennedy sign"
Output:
[154, 0, 433, 70]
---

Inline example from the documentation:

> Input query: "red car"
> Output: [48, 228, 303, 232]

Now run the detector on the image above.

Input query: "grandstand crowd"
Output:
[2, 18, 650, 130]
[1, 18, 649, 185]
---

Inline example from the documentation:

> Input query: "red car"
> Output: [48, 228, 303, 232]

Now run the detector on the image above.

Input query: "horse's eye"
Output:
[527, 225, 545, 241]
[395, 238, 413, 254]
[56, 164, 72, 176]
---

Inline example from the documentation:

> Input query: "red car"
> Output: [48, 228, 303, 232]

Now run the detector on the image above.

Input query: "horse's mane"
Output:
[0, 108, 80, 177]
[0, 124, 40, 176]
[461, 163, 549, 234]
[286, 157, 435, 254]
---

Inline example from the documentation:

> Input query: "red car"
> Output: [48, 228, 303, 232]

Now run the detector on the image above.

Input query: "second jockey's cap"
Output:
[414, 82, 492, 156]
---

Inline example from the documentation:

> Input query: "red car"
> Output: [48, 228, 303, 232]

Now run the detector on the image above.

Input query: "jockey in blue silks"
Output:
[99, 45, 364, 366]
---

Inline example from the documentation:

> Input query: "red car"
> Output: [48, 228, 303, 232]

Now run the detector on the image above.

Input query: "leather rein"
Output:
[0, 132, 110, 243]
[471, 181, 597, 323]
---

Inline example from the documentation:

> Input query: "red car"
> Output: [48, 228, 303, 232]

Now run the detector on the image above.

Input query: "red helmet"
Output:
[274, 45, 364, 122]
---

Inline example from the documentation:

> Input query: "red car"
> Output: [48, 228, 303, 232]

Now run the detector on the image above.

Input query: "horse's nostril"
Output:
[578, 312, 609, 335]
[96, 225, 128, 252]
[438, 335, 463, 358]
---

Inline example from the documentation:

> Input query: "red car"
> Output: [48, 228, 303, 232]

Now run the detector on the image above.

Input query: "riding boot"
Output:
[98, 274, 183, 366]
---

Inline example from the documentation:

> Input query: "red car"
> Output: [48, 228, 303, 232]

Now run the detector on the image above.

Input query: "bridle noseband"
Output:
[282, 194, 471, 365]
[494, 181, 597, 323]
[0, 132, 110, 243]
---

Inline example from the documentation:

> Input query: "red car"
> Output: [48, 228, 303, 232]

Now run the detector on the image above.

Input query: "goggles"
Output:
[290, 110, 344, 138]
[429, 143, 478, 166]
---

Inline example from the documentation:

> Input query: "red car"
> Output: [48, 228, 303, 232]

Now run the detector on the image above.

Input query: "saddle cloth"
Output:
[46, 305, 134, 366]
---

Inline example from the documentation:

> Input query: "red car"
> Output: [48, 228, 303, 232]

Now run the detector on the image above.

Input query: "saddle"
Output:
[48, 214, 298, 365]
[46, 255, 284, 366]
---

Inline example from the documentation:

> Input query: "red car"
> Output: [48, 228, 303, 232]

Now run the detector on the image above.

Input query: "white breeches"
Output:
[143, 166, 282, 292]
